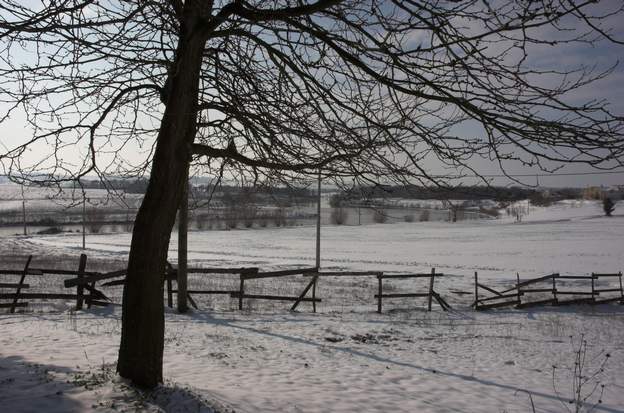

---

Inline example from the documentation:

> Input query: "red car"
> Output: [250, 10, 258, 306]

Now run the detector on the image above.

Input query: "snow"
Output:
[1, 200, 624, 412]
[28, 200, 623, 279]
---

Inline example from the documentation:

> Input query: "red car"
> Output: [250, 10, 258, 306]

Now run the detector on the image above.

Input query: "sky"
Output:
[0, 0, 623, 188]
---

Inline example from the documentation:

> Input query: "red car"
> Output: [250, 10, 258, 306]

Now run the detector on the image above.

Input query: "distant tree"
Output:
[86, 208, 105, 234]
[603, 197, 615, 217]
[372, 208, 388, 223]
[1, 0, 624, 389]
[329, 193, 348, 208]
[330, 207, 348, 225]
[529, 191, 553, 207]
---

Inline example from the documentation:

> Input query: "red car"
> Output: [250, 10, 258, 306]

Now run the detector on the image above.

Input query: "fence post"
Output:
[75, 254, 87, 310]
[474, 271, 479, 310]
[165, 262, 174, 308]
[167, 277, 173, 308]
[427, 268, 435, 311]
[377, 274, 382, 313]
[10, 255, 32, 314]
[516, 273, 521, 305]
[552, 274, 558, 304]
[239, 269, 252, 311]
[591, 273, 596, 303]
[312, 276, 317, 313]
[619, 272, 623, 304]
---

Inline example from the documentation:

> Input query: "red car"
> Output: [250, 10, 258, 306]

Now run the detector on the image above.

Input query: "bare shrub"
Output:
[86, 208, 105, 233]
[419, 210, 430, 222]
[123, 213, 133, 232]
[240, 203, 257, 228]
[195, 214, 205, 230]
[272, 208, 287, 227]
[330, 207, 349, 225]
[329, 193, 348, 208]
[242, 208, 256, 228]
[552, 334, 610, 413]
[224, 209, 238, 229]
[372, 209, 387, 223]
[258, 214, 268, 228]
[404, 213, 414, 222]
[603, 197, 615, 216]
[479, 206, 501, 218]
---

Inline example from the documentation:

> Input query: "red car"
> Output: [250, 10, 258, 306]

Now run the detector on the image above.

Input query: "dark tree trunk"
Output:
[117, 26, 206, 388]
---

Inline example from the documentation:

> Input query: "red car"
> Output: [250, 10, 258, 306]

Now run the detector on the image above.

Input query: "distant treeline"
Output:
[79, 178, 316, 200]
[339, 185, 585, 203]
[80, 178, 149, 194]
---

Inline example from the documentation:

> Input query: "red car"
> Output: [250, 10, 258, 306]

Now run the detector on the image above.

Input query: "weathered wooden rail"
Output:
[475, 271, 624, 310]
[233, 267, 321, 311]
[1, 254, 112, 312]
[374, 268, 449, 313]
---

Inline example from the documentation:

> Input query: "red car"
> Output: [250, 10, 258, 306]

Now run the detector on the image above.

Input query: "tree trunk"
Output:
[117, 27, 206, 388]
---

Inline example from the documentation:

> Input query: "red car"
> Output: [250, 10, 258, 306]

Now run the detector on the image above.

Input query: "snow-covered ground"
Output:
[1, 200, 624, 412]
[26, 199, 624, 279]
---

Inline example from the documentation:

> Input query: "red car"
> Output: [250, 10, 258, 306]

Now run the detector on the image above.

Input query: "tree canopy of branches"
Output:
[1, 0, 623, 388]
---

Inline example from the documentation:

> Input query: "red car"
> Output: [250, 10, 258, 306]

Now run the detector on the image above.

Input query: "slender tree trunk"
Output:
[117, 26, 206, 388]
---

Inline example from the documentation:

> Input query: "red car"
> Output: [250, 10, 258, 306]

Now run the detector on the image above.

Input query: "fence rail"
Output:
[475, 271, 624, 310]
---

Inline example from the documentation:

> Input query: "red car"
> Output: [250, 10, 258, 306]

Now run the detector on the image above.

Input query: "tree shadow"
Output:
[147, 382, 235, 413]
[0, 355, 83, 412]
[186, 311, 624, 413]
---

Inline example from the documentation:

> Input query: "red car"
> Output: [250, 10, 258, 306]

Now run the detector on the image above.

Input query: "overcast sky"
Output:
[1, 1, 623, 189]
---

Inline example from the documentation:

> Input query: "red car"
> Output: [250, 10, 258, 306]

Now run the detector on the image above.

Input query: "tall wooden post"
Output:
[239, 274, 245, 311]
[22, 200, 27, 236]
[177, 174, 189, 313]
[474, 272, 479, 310]
[76, 254, 87, 310]
[312, 276, 317, 313]
[21, 186, 27, 236]
[377, 275, 383, 313]
[82, 197, 86, 250]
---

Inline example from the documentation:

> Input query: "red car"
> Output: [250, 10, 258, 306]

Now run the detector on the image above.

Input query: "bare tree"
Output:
[1, 0, 623, 388]
[603, 197, 615, 216]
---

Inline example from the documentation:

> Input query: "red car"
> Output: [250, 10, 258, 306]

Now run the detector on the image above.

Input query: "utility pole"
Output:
[22, 200, 27, 235]
[20, 185, 27, 236]
[82, 196, 86, 249]
[315, 170, 321, 270]
[177, 172, 189, 313]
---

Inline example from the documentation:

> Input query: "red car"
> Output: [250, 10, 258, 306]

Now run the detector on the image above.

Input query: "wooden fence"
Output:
[6, 254, 620, 314]
[373, 268, 450, 313]
[1, 254, 112, 312]
[474, 271, 624, 310]
[163, 266, 322, 311]
[1, 256, 453, 314]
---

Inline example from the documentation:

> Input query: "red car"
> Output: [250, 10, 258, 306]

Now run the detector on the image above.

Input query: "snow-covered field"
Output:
[1, 200, 624, 412]
[25, 199, 624, 281]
